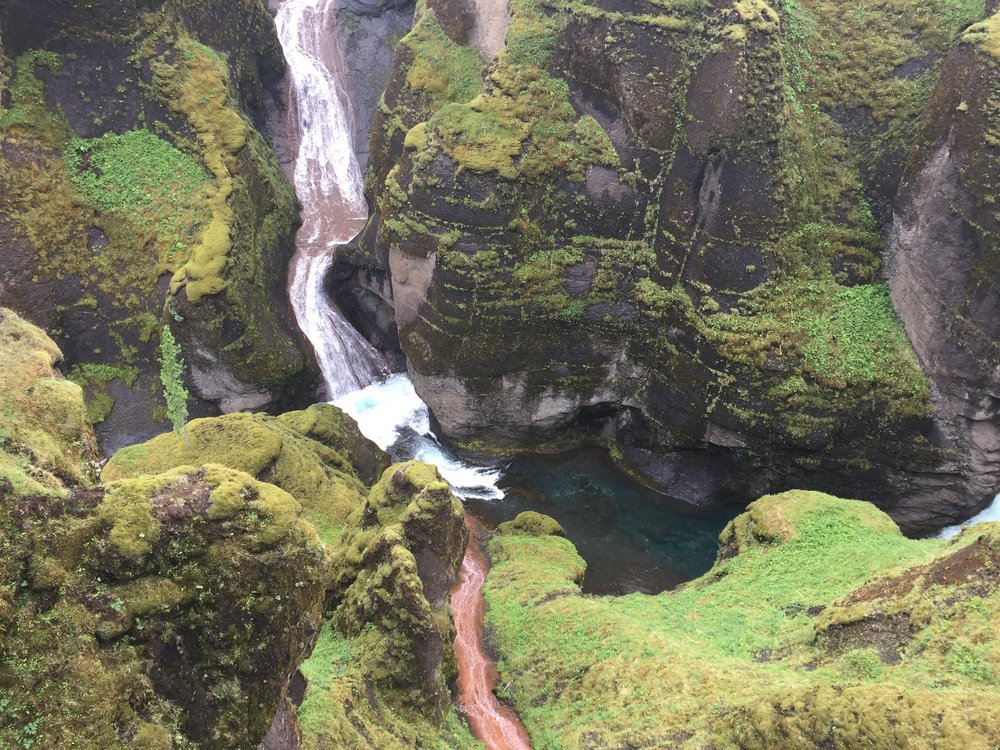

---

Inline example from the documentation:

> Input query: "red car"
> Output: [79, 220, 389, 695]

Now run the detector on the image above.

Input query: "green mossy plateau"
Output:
[483, 492, 1000, 748]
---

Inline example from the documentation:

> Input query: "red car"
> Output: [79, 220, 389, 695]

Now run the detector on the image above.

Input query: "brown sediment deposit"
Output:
[452, 515, 533, 750]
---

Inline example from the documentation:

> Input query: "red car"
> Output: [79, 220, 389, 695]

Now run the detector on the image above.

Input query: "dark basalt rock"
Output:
[0, 0, 315, 453]
[887, 22, 1000, 529]
[335, 0, 999, 532]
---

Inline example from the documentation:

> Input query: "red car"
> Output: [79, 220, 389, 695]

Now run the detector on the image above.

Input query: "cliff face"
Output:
[0, 309, 478, 749]
[340, 0, 996, 531]
[888, 11, 1000, 527]
[0, 0, 313, 454]
[0, 309, 328, 750]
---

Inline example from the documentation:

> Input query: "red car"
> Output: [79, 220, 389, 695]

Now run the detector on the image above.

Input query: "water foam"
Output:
[335, 375, 505, 501]
[938, 493, 1000, 538]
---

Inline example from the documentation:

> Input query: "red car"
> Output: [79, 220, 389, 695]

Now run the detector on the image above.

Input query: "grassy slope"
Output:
[484, 492, 1000, 748]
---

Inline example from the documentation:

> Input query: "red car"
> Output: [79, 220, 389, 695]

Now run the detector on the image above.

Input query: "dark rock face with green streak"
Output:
[337, 0, 999, 532]
[0, 0, 313, 454]
[888, 11, 1000, 528]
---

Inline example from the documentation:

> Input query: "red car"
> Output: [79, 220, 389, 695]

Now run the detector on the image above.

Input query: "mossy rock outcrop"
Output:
[483, 492, 1000, 748]
[0, 0, 312, 454]
[296, 459, 476, 748]
[0, 321, 329, 749]
[0, 308, 97, 500]
[339, 0, 997, 531]
[0, 463, 328, 750]
[103, 405, 391, 544]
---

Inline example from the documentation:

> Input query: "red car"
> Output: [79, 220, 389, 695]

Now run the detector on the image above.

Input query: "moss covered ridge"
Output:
[483, 491, 1000, 748]
[297, 459, 477, 748]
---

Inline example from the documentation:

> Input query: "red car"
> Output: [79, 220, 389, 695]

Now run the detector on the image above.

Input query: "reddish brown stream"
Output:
[452, 515, 533, 749]
[274, 0, 529, 746]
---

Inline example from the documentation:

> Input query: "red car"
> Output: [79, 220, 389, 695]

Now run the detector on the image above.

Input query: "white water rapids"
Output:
[275, 0, 503, 495]
[277, 0, 388, 400]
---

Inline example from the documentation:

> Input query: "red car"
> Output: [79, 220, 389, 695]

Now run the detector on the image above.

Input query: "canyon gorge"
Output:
[1, 0, 1000, 747]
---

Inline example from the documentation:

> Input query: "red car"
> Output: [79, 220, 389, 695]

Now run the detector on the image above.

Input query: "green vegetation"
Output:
[0, 309, 94, 498]
[158, 326, 189, 442]
[403, 9, 485, 105]
[66, 130, 213, 271]
[296, 461, 478, 748]
[964, 10, 1000, 59]
[0, 13, 305, 433]
[155, 34, 247, 303]
[0, 49, 64, 139]
[298, 626, 484, 750]
[103, 405, 388, 545]
[483, 492, 1000, 748]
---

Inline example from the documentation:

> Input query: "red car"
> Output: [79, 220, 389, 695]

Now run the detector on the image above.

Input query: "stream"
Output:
[275, 1, 533, 746]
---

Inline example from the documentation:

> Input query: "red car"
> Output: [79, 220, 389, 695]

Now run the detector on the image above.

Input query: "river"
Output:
[274, 1, 533, 747]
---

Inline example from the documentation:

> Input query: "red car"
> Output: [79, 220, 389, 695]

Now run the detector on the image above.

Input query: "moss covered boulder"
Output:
[339, 0, 996, 531]
[296, 459, 474, 748]
[0, 308, 97, 499]
[0, 313, 338, 749]
[483, 492, 1000, 748]
[0, 457, 328, 749]
[103, 405, 390, 544]
[0, 0, 312, 453]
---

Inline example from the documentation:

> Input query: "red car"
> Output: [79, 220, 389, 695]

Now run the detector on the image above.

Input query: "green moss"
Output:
[65, 129, 213, 274]
[964, 10, 1000, 60]
[298, 460, 472, 747]
[105, 406, 383, 546]
[156, 34, 247, 303]
[67, 363, 141, 424]
[497, 511, 566, 537]
[403, 9, 485, 105]
[99, 476, 166, 558]
[477, 491, 1000, 747]
[0, 49, 66, 140]
[0, 309, 95, 497]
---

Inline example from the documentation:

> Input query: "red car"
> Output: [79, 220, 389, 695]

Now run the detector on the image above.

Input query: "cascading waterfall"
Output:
[939, 493, 1000, 538]
[275, 2, 531, 746]
[276, 0, 387, 399]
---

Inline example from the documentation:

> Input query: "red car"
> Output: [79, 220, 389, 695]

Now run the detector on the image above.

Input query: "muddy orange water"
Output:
[452, 515, 533, 750]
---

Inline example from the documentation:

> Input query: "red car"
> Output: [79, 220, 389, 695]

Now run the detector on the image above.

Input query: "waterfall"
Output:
[275, 0, 388, 399]
[938, 492, 1000, 538]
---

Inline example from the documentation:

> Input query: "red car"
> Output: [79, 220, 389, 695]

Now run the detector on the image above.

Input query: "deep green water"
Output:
[464, 449, 742, 596]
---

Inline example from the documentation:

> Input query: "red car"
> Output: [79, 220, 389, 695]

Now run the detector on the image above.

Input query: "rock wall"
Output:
[887, 11, 1000, 526]
[0, 0, 315, 454]
[0, 309, 328, 750]
[339, 0, 997, 531]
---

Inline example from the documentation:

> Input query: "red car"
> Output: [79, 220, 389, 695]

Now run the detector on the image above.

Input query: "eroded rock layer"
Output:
[339, 0, 999, 531]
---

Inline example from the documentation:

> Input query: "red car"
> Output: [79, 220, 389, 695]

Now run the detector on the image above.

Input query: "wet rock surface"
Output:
[337, 0, 999, 531]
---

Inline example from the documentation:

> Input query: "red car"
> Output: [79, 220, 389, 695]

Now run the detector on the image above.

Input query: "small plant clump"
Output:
[158, 325, 189, 444]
